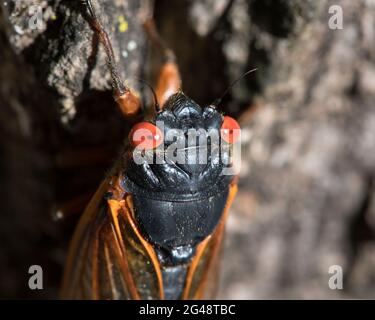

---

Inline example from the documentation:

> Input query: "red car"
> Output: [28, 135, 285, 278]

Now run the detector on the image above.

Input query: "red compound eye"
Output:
[220, 116, 241, 144]
[129, 122, 163, 150]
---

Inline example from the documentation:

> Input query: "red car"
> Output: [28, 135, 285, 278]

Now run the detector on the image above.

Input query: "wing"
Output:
[60, 178, 163, 300]
[182, 183, 238, 299]
[61, 177, 237, 300]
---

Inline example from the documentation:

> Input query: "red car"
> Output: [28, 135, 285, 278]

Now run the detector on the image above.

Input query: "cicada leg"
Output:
[83, 0, 141, 117]
[142, 14, 182, 108]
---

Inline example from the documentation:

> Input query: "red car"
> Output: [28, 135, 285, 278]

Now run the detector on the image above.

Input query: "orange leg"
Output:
[143, 19, 182, 108]
[155, 61, 181, 109]
[84, 0, 141, 117]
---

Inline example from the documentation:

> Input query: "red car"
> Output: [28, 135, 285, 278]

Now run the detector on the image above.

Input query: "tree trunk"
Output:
[220, 0, 375, 299]
[0, 0, 374, 299]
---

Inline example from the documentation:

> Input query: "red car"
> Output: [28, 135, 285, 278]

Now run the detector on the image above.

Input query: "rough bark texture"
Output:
[0, 0, 149, 299]
[0, 0, 374, 299]
[220, 0, 375, 299]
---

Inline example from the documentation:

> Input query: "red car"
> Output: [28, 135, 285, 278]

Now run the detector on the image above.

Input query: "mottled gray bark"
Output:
[0, 0, 149, 299]
[220, 0, 375, 299]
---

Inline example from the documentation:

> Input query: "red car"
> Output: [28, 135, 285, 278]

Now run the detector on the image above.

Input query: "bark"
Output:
[0, 0, 374, 299]
[0, 0, 149, 299]
[220, 0, 375, 298]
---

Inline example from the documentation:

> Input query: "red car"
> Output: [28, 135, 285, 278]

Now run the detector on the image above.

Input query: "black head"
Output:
[124, 92, 235, 198]
[122, 92, 238, 263]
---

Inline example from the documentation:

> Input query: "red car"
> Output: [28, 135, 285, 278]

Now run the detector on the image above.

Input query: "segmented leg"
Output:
[143, 17, 182, 108]
[84, 0, 141, 117]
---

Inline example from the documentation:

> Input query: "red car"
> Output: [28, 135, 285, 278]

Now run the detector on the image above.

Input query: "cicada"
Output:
[61, 0, 240, 300]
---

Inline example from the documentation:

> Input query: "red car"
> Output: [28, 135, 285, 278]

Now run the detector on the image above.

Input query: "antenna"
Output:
[135, 78, 161, 113]
[211, 68, 258, 107]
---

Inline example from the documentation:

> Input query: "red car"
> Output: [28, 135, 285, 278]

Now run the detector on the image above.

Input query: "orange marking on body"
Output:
[123, 196, 165, 299]
[194, 184, 238, 299]
[60, 178, 111, 298]
[91, 228, 100, 300]
[182, 235, 211, 299]
[108, 199, 140, 299]
[184, 183, 238, 299]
